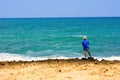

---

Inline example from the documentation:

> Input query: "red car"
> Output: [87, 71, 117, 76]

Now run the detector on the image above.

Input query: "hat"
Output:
[83, 36, 87, 40]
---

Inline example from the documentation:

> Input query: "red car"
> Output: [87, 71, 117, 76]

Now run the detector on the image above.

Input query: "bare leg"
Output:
[88, 50, 92, 57]
[84, 50, 86, 58]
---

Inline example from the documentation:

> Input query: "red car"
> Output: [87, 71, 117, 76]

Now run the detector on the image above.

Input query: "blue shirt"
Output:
[82, 40, 89, 50]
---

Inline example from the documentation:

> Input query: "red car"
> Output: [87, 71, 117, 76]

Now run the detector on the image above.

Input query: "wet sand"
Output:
[0, 58, 120, 80]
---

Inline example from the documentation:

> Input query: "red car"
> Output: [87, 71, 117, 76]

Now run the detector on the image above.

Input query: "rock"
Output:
[81, 58, 87, 60]
[87, 57, 96, 61]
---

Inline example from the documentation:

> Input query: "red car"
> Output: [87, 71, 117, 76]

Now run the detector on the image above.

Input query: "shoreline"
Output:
[0, 58, 120, 68]
[0, 58, 120, 80]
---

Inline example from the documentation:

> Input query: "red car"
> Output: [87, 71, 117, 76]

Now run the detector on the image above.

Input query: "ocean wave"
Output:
[95, 56, 120, 61]
[0, 53, 48, 61]
[71, 35, 84, 38]
[0, 53, 120, 61]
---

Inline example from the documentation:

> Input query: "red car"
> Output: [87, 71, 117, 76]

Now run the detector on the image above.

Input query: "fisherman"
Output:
[82, 36, 92, 58]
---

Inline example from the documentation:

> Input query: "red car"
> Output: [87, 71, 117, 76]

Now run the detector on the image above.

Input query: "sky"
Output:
[0, 0, 120, 18]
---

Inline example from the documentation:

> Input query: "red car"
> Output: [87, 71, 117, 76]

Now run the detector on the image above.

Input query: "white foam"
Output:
[0, 53, 75, 61]
[0, 53, 48, 61]
[0, 53, 120, 61]
[95, 56, 120, 61]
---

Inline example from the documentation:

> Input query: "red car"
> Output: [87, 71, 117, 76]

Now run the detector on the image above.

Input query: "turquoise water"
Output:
[0, 17, 120, 61]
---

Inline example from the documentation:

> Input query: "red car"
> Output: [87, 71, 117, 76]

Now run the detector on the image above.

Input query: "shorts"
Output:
[83, 48, 89, 51]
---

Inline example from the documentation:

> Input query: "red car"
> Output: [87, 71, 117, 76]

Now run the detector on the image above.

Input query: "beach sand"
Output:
[0, 58, 120, 80]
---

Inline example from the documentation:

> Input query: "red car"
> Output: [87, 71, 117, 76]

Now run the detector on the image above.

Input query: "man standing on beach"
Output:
[82, 36, 92, 58]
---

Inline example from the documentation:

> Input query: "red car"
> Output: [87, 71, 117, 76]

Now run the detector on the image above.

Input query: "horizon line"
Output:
[0, 16, 120, 19]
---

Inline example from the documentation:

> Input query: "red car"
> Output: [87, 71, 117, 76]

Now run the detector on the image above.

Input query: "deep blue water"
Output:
[0, 17, 120, 61]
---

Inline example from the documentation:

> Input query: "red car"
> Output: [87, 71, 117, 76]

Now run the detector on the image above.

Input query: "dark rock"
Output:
[87, 57, 96, 61]
[81, 58, 87, 60]
[58, 69, 62, 72]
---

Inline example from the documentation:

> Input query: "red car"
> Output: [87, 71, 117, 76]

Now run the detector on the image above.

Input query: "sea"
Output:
[0, 17, 120, 61]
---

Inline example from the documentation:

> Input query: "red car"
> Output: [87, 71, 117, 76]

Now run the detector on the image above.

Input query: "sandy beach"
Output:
[0, 58, 120, 80]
